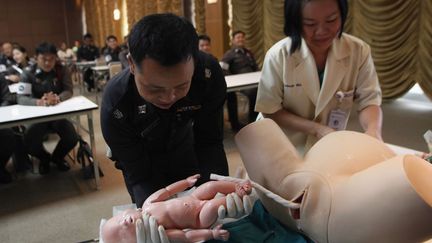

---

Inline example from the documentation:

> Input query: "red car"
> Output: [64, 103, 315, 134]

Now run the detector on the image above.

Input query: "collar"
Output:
[293, 34, 350, 62]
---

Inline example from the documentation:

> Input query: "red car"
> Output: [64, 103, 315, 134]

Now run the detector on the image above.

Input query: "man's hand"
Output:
[218, 191, 256, 220]
[44, 92, 60, 106]
[5, 74, 20, 83]
[36, 94, 48, 106]
[136, 213, 171, 243]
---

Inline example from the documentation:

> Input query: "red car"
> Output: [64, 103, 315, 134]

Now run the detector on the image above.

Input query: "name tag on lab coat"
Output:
[328, 109, 348, 131]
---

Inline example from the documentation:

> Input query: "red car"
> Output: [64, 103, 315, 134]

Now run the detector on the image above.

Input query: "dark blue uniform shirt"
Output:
[101, 52, 228, 206]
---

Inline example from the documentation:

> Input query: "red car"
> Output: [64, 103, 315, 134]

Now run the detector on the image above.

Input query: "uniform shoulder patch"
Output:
[205, 68, 211, 79]
[113, 109, 124, 119]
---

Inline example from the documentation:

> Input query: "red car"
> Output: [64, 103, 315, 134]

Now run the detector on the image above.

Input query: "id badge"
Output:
[328, 109, 348, 131]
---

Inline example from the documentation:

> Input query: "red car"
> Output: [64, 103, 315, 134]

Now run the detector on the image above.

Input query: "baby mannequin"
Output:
[102, 174, 252, 243]
[235, 119, 432, 243]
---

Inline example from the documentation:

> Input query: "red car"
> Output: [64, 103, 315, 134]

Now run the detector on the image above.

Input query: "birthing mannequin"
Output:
[235, 118, 432, 243]
[102, 174, 252, 243]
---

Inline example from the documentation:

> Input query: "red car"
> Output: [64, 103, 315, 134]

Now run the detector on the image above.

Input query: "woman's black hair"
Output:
[12, 44, 27, 54]
[12, 44, 30, 62]
[284, 0, 348, 54]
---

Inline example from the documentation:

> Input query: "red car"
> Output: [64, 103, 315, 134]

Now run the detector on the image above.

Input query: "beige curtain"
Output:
[232, 0, 285, 67]
[194, 0, 206, 34]
[232, 0, 432, 100]
[125, 0, 183, 30]
[347, 0, 420, 100]
[84, 0, 122, 47]
[84, 0, 183, 47]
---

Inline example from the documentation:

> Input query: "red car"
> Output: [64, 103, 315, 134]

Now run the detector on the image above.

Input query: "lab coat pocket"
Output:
[334, 89, 354, 111]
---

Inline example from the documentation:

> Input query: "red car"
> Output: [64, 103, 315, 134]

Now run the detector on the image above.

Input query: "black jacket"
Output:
[101, 51, 228, 192]
[77, 45, 100, 61]
[221, 46, 258, 75]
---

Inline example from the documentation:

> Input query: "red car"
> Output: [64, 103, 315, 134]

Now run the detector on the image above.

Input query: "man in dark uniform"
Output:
[101, 35, 121, 63]
[77, 33, 100, 91]
[220, 30, 259, 131]
[101, 13, 229, 207]
[0, 42, 16, 73]
[0, 82, 17, 183]
[18, 42, 78, 174]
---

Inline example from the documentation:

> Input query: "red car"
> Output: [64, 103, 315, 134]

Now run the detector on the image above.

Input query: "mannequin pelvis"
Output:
[235, 119, 432, 243]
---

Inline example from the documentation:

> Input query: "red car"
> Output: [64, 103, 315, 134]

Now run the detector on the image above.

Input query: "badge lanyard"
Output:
[328, 91, 349, 131]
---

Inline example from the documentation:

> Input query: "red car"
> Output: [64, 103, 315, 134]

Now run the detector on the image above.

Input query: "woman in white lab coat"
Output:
[255, 0, 383, 152]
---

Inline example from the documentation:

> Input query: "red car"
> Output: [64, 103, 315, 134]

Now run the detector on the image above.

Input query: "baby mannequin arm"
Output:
[143, 174, 200, 206]
[165, 225, 229, 242]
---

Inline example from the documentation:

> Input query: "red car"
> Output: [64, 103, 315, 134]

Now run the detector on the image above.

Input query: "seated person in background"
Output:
[13, 45, 34, 70]
[198, 34, 213, 56]
[0, 42, 16, 73]
[57, 42, 76, 65]
[77, 33, 99, 91]
[0, 45, 34, 172]
[17, 42, 78, 174]
[220, 31, 259, 132]
[1, 44, 33, 85]
[102, 174, 252, 243]
[72, 40, 80, 55]
[0, 44, 31, 105]
[119, 35, 129, 69]
[101, 35, 121, 63]
[0, 128, 16, 184]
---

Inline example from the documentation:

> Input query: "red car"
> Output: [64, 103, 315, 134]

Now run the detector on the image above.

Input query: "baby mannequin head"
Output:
[102, 208, 142, 243]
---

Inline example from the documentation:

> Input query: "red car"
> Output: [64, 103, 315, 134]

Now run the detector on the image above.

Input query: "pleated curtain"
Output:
[231, 0, 432, 100]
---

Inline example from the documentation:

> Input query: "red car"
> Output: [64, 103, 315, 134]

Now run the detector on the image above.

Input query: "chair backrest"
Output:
[108, 62, 122, 79]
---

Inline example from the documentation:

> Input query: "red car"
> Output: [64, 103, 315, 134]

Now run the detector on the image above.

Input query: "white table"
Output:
[0, 96, 101, 189]
[91, 65, 109, 72]
[74, 61, 97, 94]
[75, 61, 96, 69]
[225, 71, 261, 92]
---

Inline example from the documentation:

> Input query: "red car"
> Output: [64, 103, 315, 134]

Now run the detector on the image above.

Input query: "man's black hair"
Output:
[128, 13, 198, 67]
[198, 34, 211, 43]
[83, 33, 93, 40]
[106, 35, 117, 41]
[35, 42, 57, 55]
[231, 30, 245, 39]
[284, 0, 348, 54]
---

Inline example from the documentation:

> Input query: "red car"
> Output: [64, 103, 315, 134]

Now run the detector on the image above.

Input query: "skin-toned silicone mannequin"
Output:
[235, 119, 432, 243]
[102, 174, 252, 243]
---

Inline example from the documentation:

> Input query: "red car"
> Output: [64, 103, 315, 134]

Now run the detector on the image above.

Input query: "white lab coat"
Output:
[255, 33, 382, 151]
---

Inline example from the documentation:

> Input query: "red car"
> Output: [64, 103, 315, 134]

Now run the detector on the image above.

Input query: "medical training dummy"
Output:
[235, 118, 432, 243]
[102, 174, 252, 243]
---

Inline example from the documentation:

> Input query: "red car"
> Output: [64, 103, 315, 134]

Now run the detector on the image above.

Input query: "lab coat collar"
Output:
[291, 36, 349, 115]
[315, 36, 349, 117]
